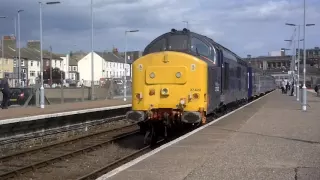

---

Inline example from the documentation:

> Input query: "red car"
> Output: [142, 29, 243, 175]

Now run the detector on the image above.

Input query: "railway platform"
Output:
[100, 90, 320, 180]
[0, 99, 131, 125]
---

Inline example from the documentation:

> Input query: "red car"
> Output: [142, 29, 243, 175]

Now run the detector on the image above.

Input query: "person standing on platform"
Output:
[286, 81, 290, 94]
[290, 80, 294, 96]
[1, 73, 11, 109]
[281, 79, 286, 94]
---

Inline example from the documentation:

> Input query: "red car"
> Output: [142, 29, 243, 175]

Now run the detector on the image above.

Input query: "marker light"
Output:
[149, 72, 155, 78]
[135, 92, 143, 99]
[180, 98, 185, 105]
[149, 88, 155, 95]
[175, 72, 181, 78]
[161, 88, 169, 95]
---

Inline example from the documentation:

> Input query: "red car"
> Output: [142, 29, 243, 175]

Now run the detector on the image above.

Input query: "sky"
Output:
[0, 0, 320, 57]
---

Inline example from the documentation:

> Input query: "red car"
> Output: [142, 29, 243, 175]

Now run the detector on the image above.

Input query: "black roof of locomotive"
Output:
[143, 28, 247, 66]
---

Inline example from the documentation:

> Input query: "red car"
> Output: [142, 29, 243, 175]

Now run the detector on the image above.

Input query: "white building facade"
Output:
[26, 59, 40, 85]
[77, 52, 131, 86]
[60, 54, 70, 79]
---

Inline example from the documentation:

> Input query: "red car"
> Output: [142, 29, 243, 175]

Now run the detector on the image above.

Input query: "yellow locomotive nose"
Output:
[131, 51, 207, 112]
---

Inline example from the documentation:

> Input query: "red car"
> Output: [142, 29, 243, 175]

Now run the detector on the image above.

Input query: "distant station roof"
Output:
[243, 55, 291, 62]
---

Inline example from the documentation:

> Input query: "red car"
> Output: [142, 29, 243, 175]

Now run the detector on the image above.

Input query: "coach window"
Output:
[146, 38, 167, 54]
[191, 37, 210, 57]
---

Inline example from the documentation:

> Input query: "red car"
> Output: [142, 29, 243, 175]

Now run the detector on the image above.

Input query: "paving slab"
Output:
[101, 91, 320, 180]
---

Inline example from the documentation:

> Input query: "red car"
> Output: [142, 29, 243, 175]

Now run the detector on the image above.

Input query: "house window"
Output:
[46, 60, 49, 66]
[73, 66, 77, 71]
[21, 60, 24, 66]
[30, 71, 35, 77]
[31, 61, 34, 66]
[22, 69, 26, 73]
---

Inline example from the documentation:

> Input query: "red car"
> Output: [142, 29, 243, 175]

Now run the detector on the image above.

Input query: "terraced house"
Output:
[0, 35, 17, 86]
[77, 48, 129, 86]
[0, 37, 63, 87]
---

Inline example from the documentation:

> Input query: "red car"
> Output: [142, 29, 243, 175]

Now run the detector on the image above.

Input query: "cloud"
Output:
[0, 0, 319, 57]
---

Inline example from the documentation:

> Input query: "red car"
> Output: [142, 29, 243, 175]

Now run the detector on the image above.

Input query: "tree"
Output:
[43, 67, 65, 84]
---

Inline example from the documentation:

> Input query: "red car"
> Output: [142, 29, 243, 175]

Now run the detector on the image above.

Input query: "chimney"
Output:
[27, 40, 40, 49]
[112, 47, 118, 55]
[3, 35, 16, 49]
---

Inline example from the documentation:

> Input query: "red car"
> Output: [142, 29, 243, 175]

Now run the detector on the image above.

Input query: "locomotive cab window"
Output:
[191, 37, 210, 57]
[168, 35, 188, 51]
[145, 38, 167, 54]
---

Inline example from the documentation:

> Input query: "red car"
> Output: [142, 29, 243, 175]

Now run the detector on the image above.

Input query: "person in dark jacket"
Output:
[290, 80, 295, 96]
[315, 85, 319, 96]
[1, 73, 11, 109]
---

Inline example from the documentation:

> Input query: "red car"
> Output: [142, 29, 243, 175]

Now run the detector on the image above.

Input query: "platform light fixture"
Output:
[285, 19, 315, 105]
[124, 29, 139, 101]
[39, 1, 61, 109]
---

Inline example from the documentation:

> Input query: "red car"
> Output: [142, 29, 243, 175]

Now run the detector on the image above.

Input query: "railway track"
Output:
[76, 138, 165, 180]
[0, 123, 141, 180]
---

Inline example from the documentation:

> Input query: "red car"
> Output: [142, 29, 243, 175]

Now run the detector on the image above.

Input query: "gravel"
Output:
[14, 135, 145, 180]
[0, 119, 134, 157]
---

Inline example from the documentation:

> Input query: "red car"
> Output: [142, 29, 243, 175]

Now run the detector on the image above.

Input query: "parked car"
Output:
[8, 88, 33, 106]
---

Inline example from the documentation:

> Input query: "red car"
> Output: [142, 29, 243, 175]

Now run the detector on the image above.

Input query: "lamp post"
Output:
[124, 29, 139, 101]
[182, 21, 189, 29]
[302, 0, 315, 111]
[90, 0, 94, 100]
[49, 45, 52, 87]
[285, 21, 315, 105]
[17, 10, 24, 87]
[39, 1, 60, 109]
[285, 38, 296, 95]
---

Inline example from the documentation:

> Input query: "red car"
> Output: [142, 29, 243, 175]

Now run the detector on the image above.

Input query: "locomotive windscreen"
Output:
[146, 38, 167, 54]
[144, 34, 189, 55]
[167, 35, 188, 51]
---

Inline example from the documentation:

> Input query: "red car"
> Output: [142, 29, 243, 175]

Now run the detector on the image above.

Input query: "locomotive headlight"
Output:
[149, 72, 155, 79]
[161, 88, 169, 95]
[175, 72, 181, 78]
[180, 98, 185, 105]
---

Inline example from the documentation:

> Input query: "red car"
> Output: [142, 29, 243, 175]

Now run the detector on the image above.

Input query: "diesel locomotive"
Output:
[126, 28, 276, 144]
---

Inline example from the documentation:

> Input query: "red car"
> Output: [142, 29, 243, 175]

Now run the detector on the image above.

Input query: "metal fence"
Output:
[0, 79, 132, 107]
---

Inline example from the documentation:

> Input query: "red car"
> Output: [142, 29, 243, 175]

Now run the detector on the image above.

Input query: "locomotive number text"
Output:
[190, 88, 201, 91]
